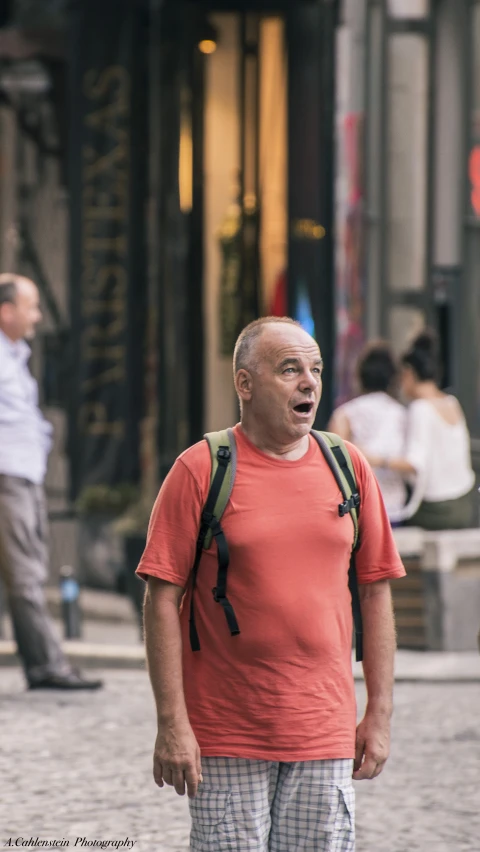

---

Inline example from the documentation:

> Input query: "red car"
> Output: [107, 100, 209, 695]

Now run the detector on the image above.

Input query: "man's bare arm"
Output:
[144, 576, 202, 798]
[353, 578, 396, 780]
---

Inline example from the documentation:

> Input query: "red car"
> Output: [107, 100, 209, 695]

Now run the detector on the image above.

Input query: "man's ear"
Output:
[0, 303, 12, 326]
[235, 368, 253, 402]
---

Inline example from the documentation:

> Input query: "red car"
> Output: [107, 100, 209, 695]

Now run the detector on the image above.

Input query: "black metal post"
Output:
[287, 0, 338, 426]
[59, 565, 82, 640]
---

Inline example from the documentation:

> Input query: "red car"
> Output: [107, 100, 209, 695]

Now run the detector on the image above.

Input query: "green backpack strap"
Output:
[314, 430, 360, 550]
[203, 428, 237, 549]
[189, 428, 239, 653]
[311, 430, 363, 662]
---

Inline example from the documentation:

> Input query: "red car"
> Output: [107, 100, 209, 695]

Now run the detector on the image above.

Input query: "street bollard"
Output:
[59, 565, 82, 639]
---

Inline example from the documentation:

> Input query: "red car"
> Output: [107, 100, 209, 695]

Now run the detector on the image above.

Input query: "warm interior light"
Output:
[179, 89, 193, 213]
[198, 38, 217, 55]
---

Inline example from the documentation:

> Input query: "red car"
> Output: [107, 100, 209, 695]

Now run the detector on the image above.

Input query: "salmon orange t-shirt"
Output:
[137, 425, 405, 761]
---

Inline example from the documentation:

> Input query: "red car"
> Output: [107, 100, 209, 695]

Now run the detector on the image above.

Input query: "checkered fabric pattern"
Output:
[189, 757, 355, 852]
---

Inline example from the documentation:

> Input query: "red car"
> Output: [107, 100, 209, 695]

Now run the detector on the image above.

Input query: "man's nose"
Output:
[299, 371, 320, 391]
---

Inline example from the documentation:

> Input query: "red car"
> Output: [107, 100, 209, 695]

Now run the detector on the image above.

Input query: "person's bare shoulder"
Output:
[327, 406, 352, 440]
[341, 439, 374, 486]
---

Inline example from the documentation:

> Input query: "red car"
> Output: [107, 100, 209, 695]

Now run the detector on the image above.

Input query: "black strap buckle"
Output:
[200, 511, 223, 536]
[212, 586, 224, 603]
[217, 446, 231, 463]
[338, 493, 360, 517]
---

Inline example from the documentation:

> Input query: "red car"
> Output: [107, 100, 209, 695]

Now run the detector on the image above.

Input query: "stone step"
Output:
[395, 612, 425, 629]
[45, 586, 138, 624]
[391, 575, 423, 589]
[391, 594, 425, 610]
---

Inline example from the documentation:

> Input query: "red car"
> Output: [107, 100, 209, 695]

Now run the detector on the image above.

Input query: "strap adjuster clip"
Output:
[201, 510, 214, 528]
[338, 493, 360, 517]
[217, 447, 231, 462]
[212, 586, 224, 603]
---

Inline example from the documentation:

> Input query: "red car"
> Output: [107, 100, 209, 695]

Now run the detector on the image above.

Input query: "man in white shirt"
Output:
[0, 273, 102, 689]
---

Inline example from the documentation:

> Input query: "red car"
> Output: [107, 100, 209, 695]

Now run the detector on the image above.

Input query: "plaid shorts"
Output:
[189, 757, 355, 852]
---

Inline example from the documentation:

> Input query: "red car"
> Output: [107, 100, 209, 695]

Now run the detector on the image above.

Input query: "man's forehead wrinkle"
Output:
[271, 344, 322, 364]
[250, 325, 321, 371]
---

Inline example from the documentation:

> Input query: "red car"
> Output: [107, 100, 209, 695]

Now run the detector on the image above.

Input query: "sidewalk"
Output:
[0, 587, 478, 679]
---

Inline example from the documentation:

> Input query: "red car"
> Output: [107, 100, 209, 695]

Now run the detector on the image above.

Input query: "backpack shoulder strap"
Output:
[311, 430, 360, 550]
[203, 428, 237, 549]
[311, 429, 363, 662]
[189, 428, 240, 652]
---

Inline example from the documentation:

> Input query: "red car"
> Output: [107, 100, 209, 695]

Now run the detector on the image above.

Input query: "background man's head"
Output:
[233, 316, 323, 443]
[0, 274, 42, 342]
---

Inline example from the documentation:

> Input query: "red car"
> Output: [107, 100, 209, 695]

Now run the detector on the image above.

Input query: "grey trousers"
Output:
[0, 474, 71, 685]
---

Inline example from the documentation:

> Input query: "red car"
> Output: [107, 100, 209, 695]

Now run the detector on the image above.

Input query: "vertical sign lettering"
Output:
[69, 0, 147, 499]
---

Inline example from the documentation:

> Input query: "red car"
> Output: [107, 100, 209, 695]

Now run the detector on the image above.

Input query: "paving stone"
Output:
[0, 669, 478, 851]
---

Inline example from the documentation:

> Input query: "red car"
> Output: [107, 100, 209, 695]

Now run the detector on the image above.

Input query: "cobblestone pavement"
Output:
[1, 668, 479, 852]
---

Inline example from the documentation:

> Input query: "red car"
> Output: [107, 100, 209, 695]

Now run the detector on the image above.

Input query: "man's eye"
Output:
[313, 368, 322, 375]
[283, 367, 296, 374]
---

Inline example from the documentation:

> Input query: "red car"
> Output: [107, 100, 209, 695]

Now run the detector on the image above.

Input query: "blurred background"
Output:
[0, 0, 478, 602]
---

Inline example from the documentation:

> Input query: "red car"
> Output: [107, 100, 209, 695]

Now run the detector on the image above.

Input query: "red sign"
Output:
[469, 145, 480, 217]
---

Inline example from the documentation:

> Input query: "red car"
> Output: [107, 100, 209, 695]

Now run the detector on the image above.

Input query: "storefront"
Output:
[151, 0, 339, 478]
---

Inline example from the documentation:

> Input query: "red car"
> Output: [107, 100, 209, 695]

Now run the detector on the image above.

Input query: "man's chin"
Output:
[289, 420, 313, 437]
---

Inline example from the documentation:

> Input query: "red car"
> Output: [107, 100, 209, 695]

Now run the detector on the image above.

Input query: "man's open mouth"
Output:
[293, 402, 314, 414]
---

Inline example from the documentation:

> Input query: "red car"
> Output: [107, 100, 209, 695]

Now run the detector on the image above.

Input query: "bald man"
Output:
[0, 274, 101, 690]
[137, 317, 405, 852]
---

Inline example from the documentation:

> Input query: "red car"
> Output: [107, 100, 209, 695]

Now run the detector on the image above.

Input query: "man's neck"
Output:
[239, 421, 310, 461]
[0, 326, 18, 343]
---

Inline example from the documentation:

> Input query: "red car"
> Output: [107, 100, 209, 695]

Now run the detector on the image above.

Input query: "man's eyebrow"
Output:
[277, 356, 324, 368]
[278, 357, 300, 367]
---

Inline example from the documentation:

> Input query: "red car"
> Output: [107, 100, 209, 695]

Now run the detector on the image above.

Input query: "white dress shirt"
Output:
[0, 328, 53, 484]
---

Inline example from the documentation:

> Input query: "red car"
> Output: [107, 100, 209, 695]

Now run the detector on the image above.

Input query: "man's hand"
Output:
[153, 721, 202, 798]
[353, 711, 391, 780]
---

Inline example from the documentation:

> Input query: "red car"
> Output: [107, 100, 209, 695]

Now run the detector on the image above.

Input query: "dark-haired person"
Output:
[367, 329, 475, 530]
[0, 273, 102, 689]
[328, 341, 408, 521]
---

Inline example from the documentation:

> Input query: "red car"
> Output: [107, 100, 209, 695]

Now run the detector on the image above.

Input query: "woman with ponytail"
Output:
[368, 329, 476, 529]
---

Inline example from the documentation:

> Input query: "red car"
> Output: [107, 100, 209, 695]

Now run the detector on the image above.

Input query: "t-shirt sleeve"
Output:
[136, 444, 210, 587]
[345, 441, 406, 584]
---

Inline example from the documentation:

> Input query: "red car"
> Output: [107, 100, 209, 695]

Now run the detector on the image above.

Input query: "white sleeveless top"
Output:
[396, 397, 475, 520]
[336, 392, 407, 519]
